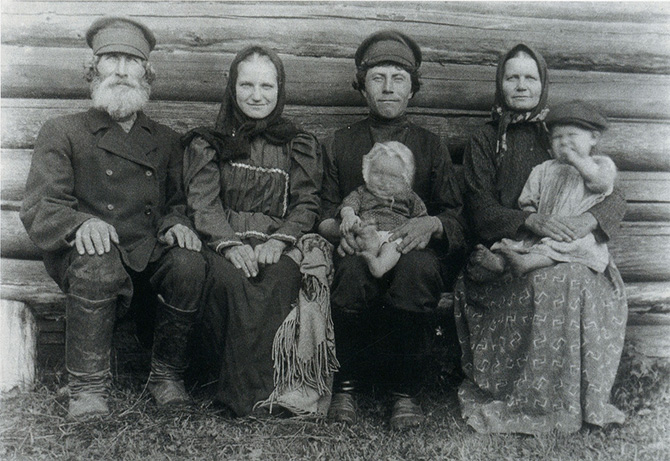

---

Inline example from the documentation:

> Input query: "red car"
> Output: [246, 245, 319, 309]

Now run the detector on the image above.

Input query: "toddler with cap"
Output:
[321, 141, 428, 277]
[469, 100, 617, 280]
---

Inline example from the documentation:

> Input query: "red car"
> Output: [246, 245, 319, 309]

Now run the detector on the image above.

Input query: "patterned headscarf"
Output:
[492, 43, 550, 164]
[182, 45, 300, 160]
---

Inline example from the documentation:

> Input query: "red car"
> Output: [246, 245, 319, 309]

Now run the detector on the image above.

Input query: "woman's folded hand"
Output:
[224, 244, 259, 277]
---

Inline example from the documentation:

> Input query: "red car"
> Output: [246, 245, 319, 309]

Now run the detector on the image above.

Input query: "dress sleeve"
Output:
[320, 136, 341, 222]
[338, 187, 364, 216]
[157, 128, 198, 237]
[410, 191, 429, 218]
[588, 185, 626, 242]
[463, 127, 531, 243]
[430, 139, 467, 255]
[20, 118, 98, 252]
[183, 137, 242, 253]
[517, 163, 544, 212]
[272, 133, 322, 244]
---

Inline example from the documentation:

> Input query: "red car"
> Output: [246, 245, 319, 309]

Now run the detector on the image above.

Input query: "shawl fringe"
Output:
[254, 234, 339, 417]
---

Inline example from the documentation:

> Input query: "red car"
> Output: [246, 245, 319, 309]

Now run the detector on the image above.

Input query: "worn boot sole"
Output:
[68, 392, 109, 420]
[328, 392, 357, 425]
[148, 380, 190, 407]
[390, 397, 425, 430]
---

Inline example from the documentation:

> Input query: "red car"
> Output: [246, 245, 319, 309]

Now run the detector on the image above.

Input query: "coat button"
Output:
[144, 207, 152, 216]
[145, 170, 153, 177]
[106, 169, 113, 176]
[107, 204, 114, 210]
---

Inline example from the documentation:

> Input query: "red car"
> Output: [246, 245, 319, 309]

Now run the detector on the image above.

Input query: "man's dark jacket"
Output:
[21, 109, 193, 272]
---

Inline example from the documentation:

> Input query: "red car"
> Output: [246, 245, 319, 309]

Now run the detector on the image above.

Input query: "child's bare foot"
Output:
[497, 249, 526, 277]
[466, 244, 505, 282]
[473, 244, 506, 272]
[498, 248, 554, 277]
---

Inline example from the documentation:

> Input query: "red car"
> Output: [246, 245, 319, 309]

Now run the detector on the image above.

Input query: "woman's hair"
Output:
[228, 47, 285, 92]
[352, 62, 421, 95]
[362, 141, 415, 187]
[84, 54, 156, 84]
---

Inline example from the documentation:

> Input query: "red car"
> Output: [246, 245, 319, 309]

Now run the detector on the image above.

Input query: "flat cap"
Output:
[546, 100, 609, 131]
[86, 16, 156, 60]
[355, 30, 421, 70]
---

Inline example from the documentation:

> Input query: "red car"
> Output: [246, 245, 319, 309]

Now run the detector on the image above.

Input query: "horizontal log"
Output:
[623, 203, 670, 223]
[4, 149, 669, 220]
[3, 203, 668, 281]
[0, 259, 63, 306]
[2, 2, 669, 73]
[3, 258, 669, 309]
[1, 209, 40, 260]
[2, 252, 669, 359]
[4, 46, 670, 119]
[608, 223, 670, 282]
[627, 283, 670, 314]
[1, 150, 32, 203]
[3, 99, 670, 171]
[618, 172, 670, 203]
[626, 325, 670, 358]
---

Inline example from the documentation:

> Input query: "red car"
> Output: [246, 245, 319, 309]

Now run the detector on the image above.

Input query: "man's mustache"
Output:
[102, 76, 140, 88]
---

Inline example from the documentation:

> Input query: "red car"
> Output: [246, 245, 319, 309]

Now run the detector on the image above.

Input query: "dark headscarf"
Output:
[492, 43, 550, 164]
[182, 45, 300, 161]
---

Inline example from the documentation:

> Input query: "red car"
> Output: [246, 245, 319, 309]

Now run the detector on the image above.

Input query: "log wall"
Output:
[2, 1, 670, 359]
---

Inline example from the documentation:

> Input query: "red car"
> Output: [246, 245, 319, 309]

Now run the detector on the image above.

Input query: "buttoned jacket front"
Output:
[21, 108, 193, 272]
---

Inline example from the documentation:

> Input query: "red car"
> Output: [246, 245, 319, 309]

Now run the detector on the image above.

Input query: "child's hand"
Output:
[340, 214, 361, 236]
[559, 146, 590, 167]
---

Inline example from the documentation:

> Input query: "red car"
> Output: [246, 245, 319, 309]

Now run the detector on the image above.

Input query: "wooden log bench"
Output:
[2, 1, 670, 393]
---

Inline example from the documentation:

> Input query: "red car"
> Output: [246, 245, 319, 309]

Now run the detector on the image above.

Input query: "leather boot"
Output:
[328, 380, 358, 424]
[66, 294, 116, 420]
[390, 393, 425, 431]
[147, 296, 196, 406]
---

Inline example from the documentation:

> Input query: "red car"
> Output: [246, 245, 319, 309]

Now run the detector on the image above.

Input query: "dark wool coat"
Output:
[321, 117, 466, 256]
[20, 109, 193, 272]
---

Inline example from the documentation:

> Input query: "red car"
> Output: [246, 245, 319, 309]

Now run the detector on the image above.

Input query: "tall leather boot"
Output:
[147, 295, 196, 406]
[66, 294, 116, 419]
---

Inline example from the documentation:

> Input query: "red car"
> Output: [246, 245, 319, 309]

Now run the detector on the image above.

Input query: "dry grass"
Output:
[1, 342, 668, 460]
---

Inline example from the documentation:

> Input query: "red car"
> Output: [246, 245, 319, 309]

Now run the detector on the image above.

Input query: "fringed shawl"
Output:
[254, 233, 340, 417]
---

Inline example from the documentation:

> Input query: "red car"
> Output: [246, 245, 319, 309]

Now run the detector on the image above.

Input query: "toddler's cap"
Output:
[546, 100, 608, 131]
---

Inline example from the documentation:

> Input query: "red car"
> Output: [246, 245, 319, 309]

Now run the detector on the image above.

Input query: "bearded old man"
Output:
[20, 16, 206, 419]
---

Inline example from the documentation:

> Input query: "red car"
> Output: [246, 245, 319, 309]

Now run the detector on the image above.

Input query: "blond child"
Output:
[322, 141, 428, 277]
[469, 100, 617, 280]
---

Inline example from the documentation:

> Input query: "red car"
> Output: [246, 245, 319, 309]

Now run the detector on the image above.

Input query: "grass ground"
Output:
[1, 340, 669, 460]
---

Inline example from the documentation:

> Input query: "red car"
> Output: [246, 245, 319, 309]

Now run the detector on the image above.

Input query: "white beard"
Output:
[90, 74, 151, 120]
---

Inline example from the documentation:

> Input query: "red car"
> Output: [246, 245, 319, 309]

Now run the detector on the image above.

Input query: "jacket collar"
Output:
[87, 108, 158, 166]
[86, 108, 154, 135]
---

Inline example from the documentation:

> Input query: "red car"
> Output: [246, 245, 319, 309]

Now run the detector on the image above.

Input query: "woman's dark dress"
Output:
[185, 133, 321, 415]
[455, 122, 628, 433]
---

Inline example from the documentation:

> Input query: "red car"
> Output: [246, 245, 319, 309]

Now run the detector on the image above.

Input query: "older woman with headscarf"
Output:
[182, 46, 331, 417]
[455, 43, 628, 433]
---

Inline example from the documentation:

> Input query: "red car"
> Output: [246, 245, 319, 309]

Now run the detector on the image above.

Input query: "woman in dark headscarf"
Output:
[182, 46, 323, 416]
[455, 43, 628, 433]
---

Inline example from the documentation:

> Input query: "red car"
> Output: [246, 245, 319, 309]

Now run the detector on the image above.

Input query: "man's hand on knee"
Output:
[74, 218, 119, 255]
[391, 216, 442, 254]
[162, 224, 202, 251]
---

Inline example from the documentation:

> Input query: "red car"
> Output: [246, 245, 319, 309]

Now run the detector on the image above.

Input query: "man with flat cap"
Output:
[320, 30, 466, 429]
[21, 16, 205, 419]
